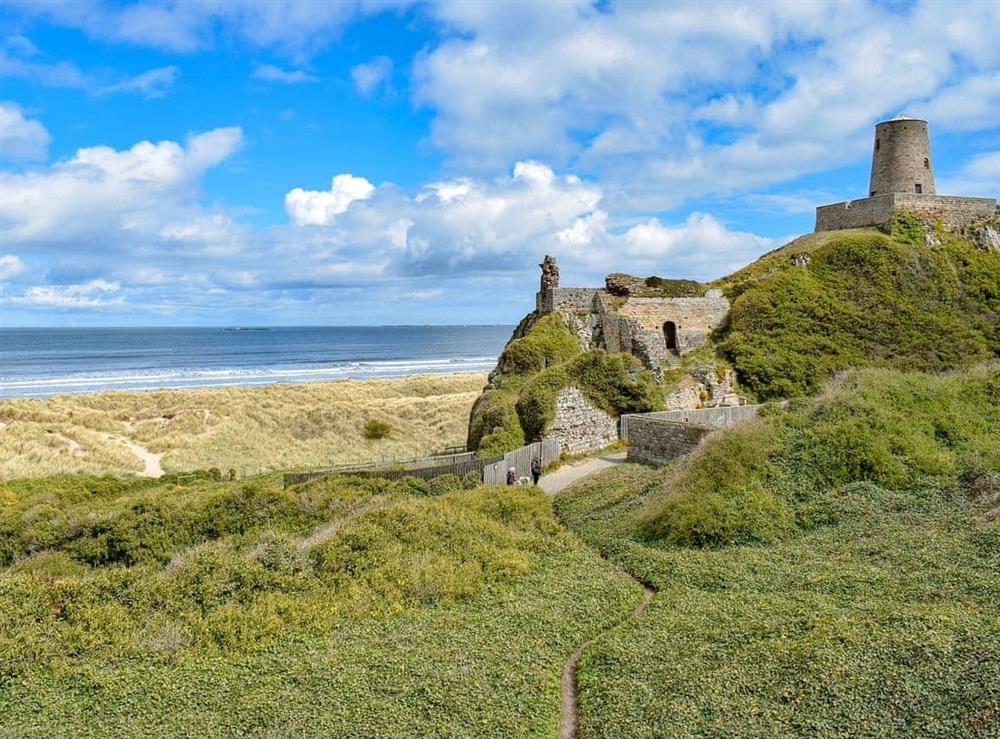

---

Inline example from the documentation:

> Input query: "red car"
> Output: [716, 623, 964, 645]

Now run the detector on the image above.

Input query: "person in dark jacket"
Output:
[506, 466, 517, 485]
[531, 457, 542, 485]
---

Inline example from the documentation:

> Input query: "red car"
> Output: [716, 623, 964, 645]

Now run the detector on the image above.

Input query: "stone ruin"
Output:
[534, 256, 738, 408]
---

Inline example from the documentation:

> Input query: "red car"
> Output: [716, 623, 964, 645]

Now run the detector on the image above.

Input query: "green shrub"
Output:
[717, 229, 1000, 398]
[517, 350, 663, 442]
[638, 365, 1000, 548]
[468, 313, 583, 455]
[362, 419, 391, 440]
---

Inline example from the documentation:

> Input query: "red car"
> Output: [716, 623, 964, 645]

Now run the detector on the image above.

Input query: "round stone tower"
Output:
[868, 114, 935, 197]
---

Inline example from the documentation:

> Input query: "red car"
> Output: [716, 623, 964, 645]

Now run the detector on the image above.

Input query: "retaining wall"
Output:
[625, 417, 712, 466]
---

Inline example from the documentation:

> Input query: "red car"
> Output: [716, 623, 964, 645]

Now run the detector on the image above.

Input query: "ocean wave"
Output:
[0, 357, 498, 397]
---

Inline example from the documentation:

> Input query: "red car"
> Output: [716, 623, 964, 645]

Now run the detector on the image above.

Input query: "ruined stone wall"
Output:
[613, 293, 729, 355]
[626, 417, 711, 465]
[815, 194, 998, 233]
[547, 385, 619, 454]
[537, 287, 601, 313]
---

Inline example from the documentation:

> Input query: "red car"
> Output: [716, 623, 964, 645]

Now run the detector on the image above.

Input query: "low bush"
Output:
[638, 365, 1000, 548]
[362, 419, 391, 440]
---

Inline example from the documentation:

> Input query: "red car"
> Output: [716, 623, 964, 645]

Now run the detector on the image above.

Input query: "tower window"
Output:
[915, 183, 923, 194]
[875, 139, 880, 151]
[924, 157, 929, 169]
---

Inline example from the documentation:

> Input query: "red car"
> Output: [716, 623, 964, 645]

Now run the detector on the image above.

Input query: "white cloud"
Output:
[1, 40, 179, 98]
[5, 1, 413, 56]
[277, 160, 767, 282]
[0, 102, 51, 160]
[285, 174, 376, 225]
[0, 48, 89, 88]
[351, 56, 392, 96]
[912, 73, 1000, 132]
[1, 127, 243, 248]
[0, 254, 27, 280]
[11, 279, 123, 309]
[413, 1, 1000, 210]
[937, 150, 1000, 198]
[97, 65, 179, 98]
[252, 64, 318, 84]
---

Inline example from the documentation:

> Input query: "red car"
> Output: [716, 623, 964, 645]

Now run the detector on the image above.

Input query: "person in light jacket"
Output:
[506, 466, 517, 485]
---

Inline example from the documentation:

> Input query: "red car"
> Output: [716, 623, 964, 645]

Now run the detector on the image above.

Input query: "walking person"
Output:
[506, 466, 517, 485]
[531, 456, 542, 486]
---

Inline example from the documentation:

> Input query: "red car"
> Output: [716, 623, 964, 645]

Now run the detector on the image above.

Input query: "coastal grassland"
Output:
[0, 472, 640, 736]
[0, 372, 487, 479]
[555, 366, 1000, 737]
[716, 218, 1000, 399]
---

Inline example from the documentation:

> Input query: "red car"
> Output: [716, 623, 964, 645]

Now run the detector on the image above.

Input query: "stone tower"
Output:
[868, 114, 935, 197]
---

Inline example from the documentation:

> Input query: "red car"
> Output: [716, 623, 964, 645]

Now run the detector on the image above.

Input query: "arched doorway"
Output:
[664, 321, 678, 354]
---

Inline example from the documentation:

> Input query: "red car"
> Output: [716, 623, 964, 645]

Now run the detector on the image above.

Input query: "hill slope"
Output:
[556, 364, 1000, 736]
[716, 215, 1000, 398]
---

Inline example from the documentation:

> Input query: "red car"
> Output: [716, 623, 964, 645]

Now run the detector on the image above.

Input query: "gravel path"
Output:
[538, 450, 626, 495]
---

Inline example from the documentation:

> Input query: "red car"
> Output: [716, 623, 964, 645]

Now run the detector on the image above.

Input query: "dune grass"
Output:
[554, 365, 1000, 737]
[0, 471, 640, 736]
[0, 372, 487, 479]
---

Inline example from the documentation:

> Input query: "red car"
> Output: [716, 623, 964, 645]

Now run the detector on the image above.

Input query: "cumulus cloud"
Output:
[0, 102, 51, 160]
[285, 174, 376, 226]
[2, 126, 244, 249]
[414, 1, 1000, 210]
[0, 254, 27, 280]
[10, 279, 123, 309]
[252, 64, 318, 84]
[351, 56, 392, 96]
[277, 160, 766, 283]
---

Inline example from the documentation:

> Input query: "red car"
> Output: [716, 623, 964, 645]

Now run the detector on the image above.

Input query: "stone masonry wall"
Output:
[614, 294, 730, 352]
[547, 385, 619, 455]
[815, 193, 997, 233]
[626, 417, 711, 466]
[537, 287, 601, 313]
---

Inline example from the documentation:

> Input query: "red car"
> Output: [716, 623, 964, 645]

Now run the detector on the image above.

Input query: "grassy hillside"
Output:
[716, 215, 1000, 398]
[0, 471, 639, 736]
[555, 365, 1000, 737]
[468, 313, 661, 456]
[0, 373, 486, 479]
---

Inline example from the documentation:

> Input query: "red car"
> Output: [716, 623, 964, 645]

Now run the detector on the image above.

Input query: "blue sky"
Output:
[1, 0, 998, 327]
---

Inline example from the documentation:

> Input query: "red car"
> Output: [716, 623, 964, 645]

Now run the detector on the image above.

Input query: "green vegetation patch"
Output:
[555, 367, 1000, 736]
[0, 470, 641, 736]
[469, 313, 665, 456]
[637, 365, 1000, 548]
[468, 312, 584, 456]
[517, 350, 663, 442]
[641, 276, 705, 297]
[717, 223, 1000, 398]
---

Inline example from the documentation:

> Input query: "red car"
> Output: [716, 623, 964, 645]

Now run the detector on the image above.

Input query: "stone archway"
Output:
[663, 321, 679, 354]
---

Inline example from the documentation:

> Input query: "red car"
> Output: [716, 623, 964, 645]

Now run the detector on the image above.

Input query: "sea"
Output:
[0, 326, 513, 399]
